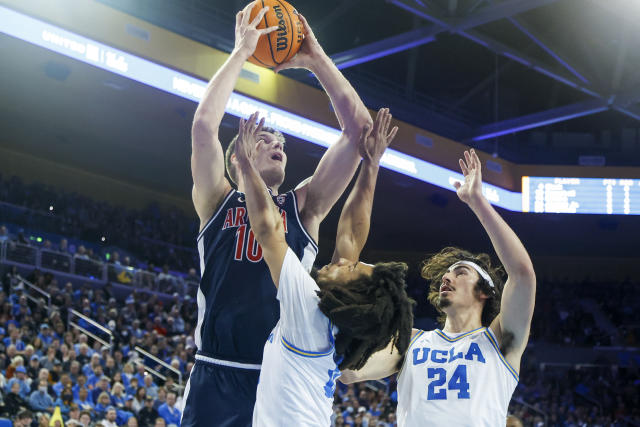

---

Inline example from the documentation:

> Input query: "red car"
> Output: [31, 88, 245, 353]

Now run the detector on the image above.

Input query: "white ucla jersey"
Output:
[397, 327, 518, 427]
[253, 249, 341, 426]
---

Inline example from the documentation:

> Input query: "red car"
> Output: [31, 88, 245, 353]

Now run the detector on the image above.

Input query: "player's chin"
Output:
[437, 295, 452, 309]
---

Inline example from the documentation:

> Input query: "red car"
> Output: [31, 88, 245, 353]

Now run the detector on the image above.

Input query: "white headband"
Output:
[448, 261, 495, 289]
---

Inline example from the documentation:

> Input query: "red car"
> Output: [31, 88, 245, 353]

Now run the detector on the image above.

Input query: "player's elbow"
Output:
[338, 370, 359, 385]
[514, 262, 536, 284]
[343, 111, 373, 140]
[191, 115, 218, 147]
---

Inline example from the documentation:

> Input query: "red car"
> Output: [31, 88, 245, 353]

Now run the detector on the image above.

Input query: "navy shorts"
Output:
[181, 360, 260, 427]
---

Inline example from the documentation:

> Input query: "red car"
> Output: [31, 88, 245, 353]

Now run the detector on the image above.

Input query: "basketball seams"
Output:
[275, 0, 295, 63]
[261, 0, 279, 66]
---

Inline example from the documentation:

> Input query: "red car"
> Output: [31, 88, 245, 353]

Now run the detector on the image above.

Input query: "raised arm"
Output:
[332, 108, 398, 263]
[191, 5, 277, 227]
[455, 149, 536, 370]
[275, 15, 372, 239]
[234, 113, 288, 286]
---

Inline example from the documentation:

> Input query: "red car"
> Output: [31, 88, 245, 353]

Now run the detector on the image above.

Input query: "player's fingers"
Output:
[255, 117, 265, 135]
[464, 150, 473, 169]
[459, 158, 469, 176]
[387, 126, 398, 144]
[373, 108, 384, 134]
[470, 149, 481, 169]
[453, 181, 462, 190]
[241, 3, 253, 27]
[383, 110, 392, 135]
[259, 25, 279, 35]
[249, 6, 268, 28]
[297, 14, 313, 37]
[236, 11, 243, 28]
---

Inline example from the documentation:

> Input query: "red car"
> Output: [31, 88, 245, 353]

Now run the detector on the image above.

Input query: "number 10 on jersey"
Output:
[234, 224, 263, 262]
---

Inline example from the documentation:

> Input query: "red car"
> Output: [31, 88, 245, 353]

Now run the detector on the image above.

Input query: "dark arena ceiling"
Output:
[96, 0, 640, 167]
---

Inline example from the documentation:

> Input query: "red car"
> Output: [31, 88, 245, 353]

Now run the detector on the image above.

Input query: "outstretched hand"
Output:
[234, 3, 279, 57]
[454, 149, 485, 206]
[359, 108, 398, 165]
[273, 14, 324, 73]
[235, 111, 265, 171]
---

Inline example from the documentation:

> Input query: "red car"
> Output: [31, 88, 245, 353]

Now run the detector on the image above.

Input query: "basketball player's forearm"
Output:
[336, 163, 379, 256]
[240, 166, 282, 242]
[470, 197, 535, 280]
[310, 55, 371, 136]
[193, 49, 248, 133]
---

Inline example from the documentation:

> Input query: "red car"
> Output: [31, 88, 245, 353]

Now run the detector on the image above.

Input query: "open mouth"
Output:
[271, 153, 283, 162]
[440, 284, 454, 293]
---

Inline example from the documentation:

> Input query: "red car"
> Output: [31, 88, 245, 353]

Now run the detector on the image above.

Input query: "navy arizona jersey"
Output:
[194, 188, 318, 364]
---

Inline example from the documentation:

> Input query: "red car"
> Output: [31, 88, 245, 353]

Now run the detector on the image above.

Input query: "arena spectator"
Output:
[29, 379, 54, 413]
[78, 409, 93, 427]
[13, 409, 33, 427]
[157, 391, 180, 426]
[131, 387, 146, 414]
[74, 386, 94, 411]
[138, 395, 158, 427]
[6, 365, 29, 398]
[101, 406, 119, 427]
[3, 379, 29, 416]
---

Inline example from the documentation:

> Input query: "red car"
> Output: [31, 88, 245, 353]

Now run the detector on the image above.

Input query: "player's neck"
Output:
[441, 308, 483, 334]
[236, 179, 280, 196]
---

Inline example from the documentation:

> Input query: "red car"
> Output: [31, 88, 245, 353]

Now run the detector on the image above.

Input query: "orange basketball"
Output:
[247, 0, 303, 68]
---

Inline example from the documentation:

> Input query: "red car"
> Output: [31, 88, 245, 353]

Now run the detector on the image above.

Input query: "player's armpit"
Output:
[489, 276, 535, 372]
[338, 338, 402, 384]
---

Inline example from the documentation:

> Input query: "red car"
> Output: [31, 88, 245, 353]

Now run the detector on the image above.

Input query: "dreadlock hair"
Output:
[315, 262, 415, 371]
[421, 246, 505, 328]
[224, 127, 285, 186]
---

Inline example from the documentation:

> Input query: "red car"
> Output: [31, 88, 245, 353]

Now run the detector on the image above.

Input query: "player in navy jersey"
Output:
[182, 4, 371, 426]
[340, 149, 536, 427]
[233, 109, 415, 426]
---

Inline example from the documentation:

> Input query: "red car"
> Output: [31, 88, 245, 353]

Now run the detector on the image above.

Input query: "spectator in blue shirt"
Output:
[83, 353, 102, 377]
[91, 375, 111, 404]
[29, 379, 54, 413]
[74, 386, 94, 412]
[3, 327, 25, 351]
[6, 366, 30, 398]
[37, 323, 54, 347]
[157, 392, 181, 426]
[116, 396, 135, 426]
[53, 373, 72, 397]
[143, 375, 158, 400]
[87, 365, 105, 389]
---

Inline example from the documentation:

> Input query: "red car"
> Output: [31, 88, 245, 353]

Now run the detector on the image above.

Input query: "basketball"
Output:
[247, 0, 303, 68]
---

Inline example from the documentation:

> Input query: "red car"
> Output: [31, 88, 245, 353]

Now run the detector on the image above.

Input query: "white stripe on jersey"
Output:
[194, 238, 206, 350]
[397, 327, 518, 427]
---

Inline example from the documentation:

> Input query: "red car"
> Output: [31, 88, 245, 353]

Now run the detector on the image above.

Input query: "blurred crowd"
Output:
[0, 266, 197, 426]
[0, 175, 198, 272]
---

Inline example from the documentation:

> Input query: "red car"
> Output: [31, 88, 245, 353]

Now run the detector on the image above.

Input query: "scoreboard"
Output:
[522, 177, 640, 215]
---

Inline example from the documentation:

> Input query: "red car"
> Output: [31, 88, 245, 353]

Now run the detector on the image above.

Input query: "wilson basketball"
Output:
[247, 0, 303, 68]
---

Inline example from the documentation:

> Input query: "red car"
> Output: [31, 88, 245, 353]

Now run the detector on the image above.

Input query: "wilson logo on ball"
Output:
[273, 5, 288, 51]
[248, 0, 303, 68]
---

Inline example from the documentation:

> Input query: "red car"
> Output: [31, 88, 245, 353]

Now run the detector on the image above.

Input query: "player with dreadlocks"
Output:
[341, 149, 536, 427]
[234, 109, 414, 425]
